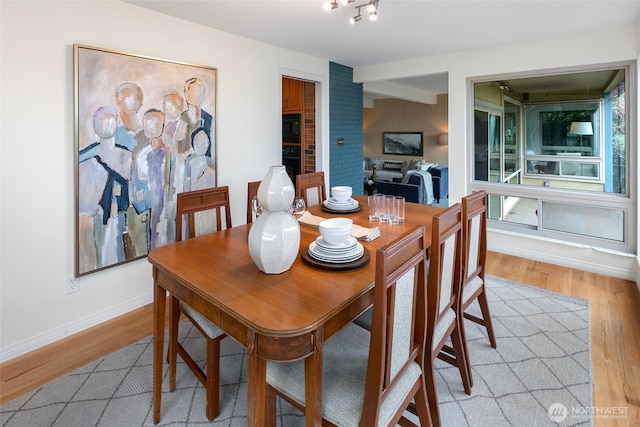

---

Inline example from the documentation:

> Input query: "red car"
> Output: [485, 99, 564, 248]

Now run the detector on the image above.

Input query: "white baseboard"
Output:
[0, 293, 153, 363]
[488, 230, 636, 281]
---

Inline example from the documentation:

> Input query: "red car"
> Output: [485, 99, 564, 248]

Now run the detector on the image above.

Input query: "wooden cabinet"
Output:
[282, 77, 303, 113]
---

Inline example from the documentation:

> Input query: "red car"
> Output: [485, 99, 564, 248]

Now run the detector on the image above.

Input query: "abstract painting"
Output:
[383, 132, 423, 156]
[74, 44, 217, 276]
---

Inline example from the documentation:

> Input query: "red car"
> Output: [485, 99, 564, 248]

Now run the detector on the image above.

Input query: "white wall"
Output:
[0, 0, 329, 361]
[355, 24, 640, 281]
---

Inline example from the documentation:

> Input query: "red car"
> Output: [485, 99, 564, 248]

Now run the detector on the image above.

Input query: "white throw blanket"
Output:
[402, 170, 435, 205]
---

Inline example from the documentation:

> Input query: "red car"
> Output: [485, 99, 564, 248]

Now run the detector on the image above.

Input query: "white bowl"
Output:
[331, 186, 352, 202]
[319, 218, 353, 245]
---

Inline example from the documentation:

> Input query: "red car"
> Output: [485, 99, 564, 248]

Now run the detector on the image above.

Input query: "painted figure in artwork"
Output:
[114, 82, 144, 151]
[162, 93, 186, 241]
[78, 106, 132, 271]
[179, 77, 213, 157]
[163, 93, 185, 147]
[130, 108, 167, 252]
[185, 127, 216, 191]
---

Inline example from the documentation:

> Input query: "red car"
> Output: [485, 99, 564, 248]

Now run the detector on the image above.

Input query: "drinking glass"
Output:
[289, 196, 306, 217]
[252, 196, 263, 217]
[379, 195, 394, 224]
[367, 195, 378, 221]
[373, 193, 386, 222]
[390, 196, 405, 225]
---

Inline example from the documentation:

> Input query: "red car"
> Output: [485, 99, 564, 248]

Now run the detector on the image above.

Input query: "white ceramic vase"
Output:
[248, 166, 300, 274]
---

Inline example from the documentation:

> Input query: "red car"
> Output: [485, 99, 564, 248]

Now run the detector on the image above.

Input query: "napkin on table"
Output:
[352, 224, 381, 242]
[297, 211, 380, 242]
[296, 211, 324, 227]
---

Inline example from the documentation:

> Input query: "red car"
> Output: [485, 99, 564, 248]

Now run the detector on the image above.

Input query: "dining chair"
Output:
[296, 171, 326, 207]
[460, 190, 497, 352]
[424, 203, 472, 427]
[265, 226, 432, 427]
[246, 180, 261, 224]
[168, 186, 232, 420]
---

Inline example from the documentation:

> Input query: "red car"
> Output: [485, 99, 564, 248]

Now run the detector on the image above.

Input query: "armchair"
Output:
[375, 173, 426, 204]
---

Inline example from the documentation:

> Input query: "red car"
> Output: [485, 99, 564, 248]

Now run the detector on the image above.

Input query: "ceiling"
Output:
[500, 70, 624, 99]
[125, 0, 640, 97]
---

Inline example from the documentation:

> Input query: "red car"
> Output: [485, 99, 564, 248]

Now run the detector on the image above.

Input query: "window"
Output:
[470, 65, 634, 252]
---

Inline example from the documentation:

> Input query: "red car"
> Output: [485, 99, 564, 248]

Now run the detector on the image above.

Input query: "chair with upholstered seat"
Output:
[460, 190, 496, 352]
[168, 186, 232, 420]
[246, 180, 261, 224]
[296, 171, 326, 207]
[265, 226, 432, 427]
[426, 203, 472, 427]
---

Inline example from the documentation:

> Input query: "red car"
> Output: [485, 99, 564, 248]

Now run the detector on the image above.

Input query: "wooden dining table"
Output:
[148, 195, 444, 426]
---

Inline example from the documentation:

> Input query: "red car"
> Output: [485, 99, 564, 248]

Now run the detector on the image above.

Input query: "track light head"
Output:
[324, 1, 339, 11]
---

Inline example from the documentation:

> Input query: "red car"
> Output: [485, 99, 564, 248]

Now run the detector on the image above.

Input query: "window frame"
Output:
[523, 100, 604, 183]
[467, 62, 636, 253]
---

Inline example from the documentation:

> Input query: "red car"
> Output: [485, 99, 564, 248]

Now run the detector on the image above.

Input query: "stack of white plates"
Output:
[323, 197, 359, 211]
[308, 236, 364, 263]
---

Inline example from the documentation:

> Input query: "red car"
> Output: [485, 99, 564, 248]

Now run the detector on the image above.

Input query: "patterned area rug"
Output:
[0, 275, 591, 426]
[437, 275, 591, 427]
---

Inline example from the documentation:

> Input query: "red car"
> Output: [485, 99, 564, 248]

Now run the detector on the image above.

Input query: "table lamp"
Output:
[569, 122, 593, 151]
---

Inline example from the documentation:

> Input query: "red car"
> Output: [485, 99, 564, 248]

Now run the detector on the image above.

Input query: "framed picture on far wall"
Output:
[383, 132, 424, 156]
[74, 44, 217, 276]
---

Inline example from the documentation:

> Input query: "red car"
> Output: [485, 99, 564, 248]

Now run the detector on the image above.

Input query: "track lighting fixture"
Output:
[325, 0, 380, 24]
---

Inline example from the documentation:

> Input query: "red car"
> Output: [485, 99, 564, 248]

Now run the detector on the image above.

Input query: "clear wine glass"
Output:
[252, 196, 263, 217]
[289, 197, 306, 217]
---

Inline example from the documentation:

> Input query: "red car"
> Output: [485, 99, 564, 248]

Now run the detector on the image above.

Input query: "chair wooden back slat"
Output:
[295, 171, 326, 207]
[176, 186, 232, 242]
[462, 190, 487, 283]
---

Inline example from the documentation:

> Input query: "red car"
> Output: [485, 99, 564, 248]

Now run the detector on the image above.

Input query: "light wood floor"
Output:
[1, 252, 639, 426]
[487, 252, 640, 427]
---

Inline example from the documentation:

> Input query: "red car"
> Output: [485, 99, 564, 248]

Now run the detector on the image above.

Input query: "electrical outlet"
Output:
[66, 278, 79, 294]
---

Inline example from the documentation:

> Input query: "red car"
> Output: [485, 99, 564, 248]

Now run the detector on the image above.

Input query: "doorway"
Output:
[282, 76, 316, 186]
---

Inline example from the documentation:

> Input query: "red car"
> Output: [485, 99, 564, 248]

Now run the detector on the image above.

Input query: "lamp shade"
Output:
[569, 122, 593, 136]
[437, 133, 448, 145]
